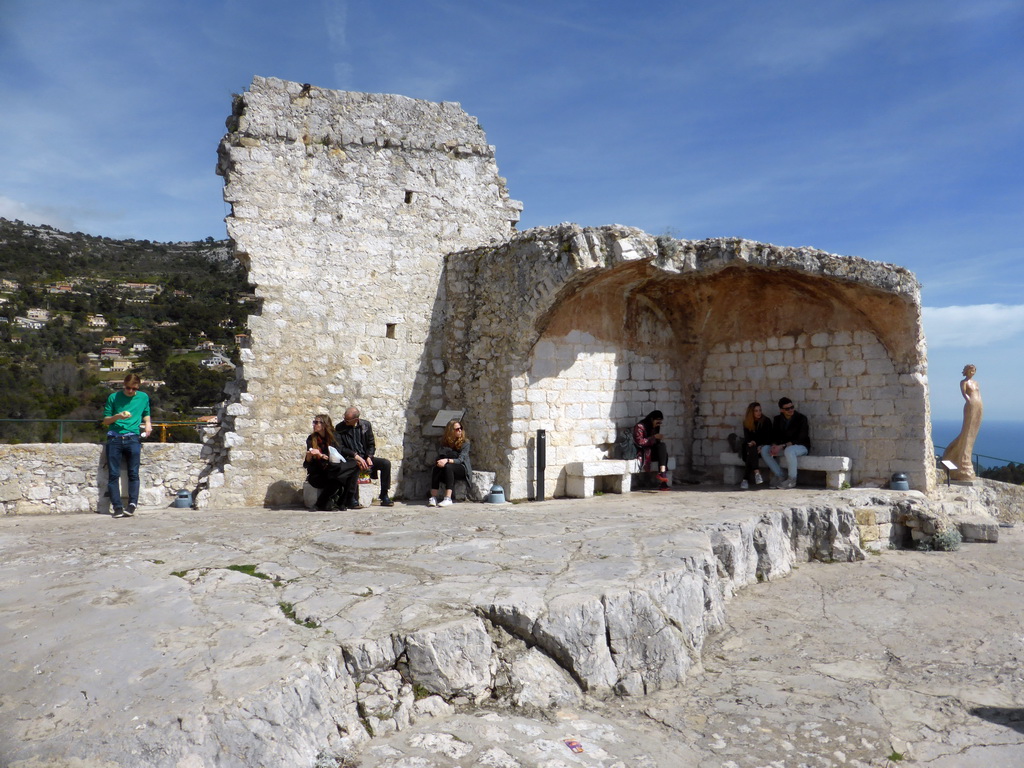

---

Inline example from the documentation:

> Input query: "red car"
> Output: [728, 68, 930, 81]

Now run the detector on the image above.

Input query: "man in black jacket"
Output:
[760, 397, 810, 489]
[336, 407, 394, 507]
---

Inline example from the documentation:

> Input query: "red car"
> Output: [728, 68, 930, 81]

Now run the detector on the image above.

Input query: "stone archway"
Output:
[444, 226, 933, 498]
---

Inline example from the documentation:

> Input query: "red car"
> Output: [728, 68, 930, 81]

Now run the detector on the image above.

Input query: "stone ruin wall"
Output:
[518, 334, 685, 498]
[695, 330, 928, 487]
[445, 226, 935, 497]
[211, 77, 521, 506]
[211, 79, 934, 504]
[442, 225, 685, 499]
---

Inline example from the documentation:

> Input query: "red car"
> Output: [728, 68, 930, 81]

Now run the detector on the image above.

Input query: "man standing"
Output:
[760, 397, 810, 489]
[336, 407, 394, 507]
[102, 373, 152, 518]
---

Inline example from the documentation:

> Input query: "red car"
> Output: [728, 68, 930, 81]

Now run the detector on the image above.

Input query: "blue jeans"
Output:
[106, 433, 141, 510]
[760, 444, 808, 480]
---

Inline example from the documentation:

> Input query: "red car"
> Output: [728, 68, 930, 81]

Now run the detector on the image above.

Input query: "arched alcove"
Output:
[445, 226, 933, 498]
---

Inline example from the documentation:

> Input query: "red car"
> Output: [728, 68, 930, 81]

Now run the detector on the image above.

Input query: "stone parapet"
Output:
[0, 443, 209, 514]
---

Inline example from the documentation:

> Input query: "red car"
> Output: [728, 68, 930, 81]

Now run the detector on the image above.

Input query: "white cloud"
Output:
[923, 304, 1024, 349]
[0, 196, 73, 230]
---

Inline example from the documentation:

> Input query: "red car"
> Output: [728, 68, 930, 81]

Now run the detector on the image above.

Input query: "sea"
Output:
[930, 419, 1023, 468]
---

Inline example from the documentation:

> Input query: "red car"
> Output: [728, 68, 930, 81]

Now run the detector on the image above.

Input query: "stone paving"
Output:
[1, 487, 1020, 767]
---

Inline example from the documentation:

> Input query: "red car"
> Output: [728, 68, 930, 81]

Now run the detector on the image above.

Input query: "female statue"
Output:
[941, 364, 983, 481]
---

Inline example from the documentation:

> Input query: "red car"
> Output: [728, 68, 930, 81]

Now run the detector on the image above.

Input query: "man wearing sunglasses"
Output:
[760, 397, 810, 490]
[335, 407, 394, 508]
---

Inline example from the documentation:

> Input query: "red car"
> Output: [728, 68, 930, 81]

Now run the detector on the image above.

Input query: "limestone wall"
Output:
[695, 331, 930, 488]
[213, 77, 521, 505]
[443, 225, 673, 499]
[212, 81, 933, 504]
[513, 333, 685, 498]
[445, 225, 934, 496]
[0, 444, 208, 514]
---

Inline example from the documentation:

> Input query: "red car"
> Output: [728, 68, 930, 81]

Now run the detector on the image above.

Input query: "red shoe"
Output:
[657, 473, 670, 490]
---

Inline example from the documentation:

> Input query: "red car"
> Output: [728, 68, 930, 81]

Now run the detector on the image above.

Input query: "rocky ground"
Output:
[359, 527, 1024, 768]
[1, 486, 1021, 768]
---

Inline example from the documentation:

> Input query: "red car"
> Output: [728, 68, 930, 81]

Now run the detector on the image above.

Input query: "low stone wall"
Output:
[0, 443, 210, 514]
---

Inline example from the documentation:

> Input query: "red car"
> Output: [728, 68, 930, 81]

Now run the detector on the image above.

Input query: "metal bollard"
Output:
[536, 429, 546, 501]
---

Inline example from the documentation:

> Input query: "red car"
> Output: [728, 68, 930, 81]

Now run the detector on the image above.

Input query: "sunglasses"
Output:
[782, 406, 795, 411]
[312, 419, 323, 425]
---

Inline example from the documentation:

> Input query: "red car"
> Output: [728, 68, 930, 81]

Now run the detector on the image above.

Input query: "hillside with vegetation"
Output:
[0, 218, 255, 442]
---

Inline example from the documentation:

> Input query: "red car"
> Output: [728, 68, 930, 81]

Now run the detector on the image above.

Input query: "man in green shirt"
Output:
[102, 373, 152, 518]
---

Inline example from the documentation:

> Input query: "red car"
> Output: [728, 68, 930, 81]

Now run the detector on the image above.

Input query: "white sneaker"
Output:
[782, 477, 797, 489]
[438, 497, 453, 507]
[427, 497, 437, 507]
[739, 479, 749, 490]
[754, 471, 764, 485]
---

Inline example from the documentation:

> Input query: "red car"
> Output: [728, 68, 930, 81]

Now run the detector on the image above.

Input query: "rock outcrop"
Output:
[1, 490, 879, 767]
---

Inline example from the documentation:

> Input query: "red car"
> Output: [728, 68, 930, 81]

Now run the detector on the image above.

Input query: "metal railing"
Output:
[0, 419, 218, 443]
[933, 443, 1019, 475]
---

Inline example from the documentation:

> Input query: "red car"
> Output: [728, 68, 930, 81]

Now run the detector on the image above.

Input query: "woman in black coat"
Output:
[304, 414, 357, 510]
[428, 419, 472, 507]
[740, 402, 773, 489]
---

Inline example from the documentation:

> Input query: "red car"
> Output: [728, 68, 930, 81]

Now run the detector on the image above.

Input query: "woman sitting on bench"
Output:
[633, 410, 669, 490]
[428, 419, 473, 507]
[739, 401, 773, 489]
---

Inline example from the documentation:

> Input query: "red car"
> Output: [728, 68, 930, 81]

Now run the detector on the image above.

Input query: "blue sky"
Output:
[1, 0, 1021, 424]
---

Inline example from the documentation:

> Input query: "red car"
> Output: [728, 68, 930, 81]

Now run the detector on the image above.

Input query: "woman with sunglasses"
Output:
[428, 419, 472, 507]
[304, 414, 357, 510]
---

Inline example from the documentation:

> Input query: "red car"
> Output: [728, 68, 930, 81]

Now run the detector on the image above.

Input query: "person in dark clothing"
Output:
[336, 407, 394, 508]
[633, 409, 670, 490]
[739, 401, 773, 489]
[304, 414, 358, 511]
[760, 397, 811, 489]
[429, 419, 472, 507]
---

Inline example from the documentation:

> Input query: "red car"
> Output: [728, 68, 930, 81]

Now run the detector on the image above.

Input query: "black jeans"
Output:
[431, 462, 468, 492]
[647, 441, 668, 470]
[741, 442, 761, 483]
[347, 456, 392, 506]
[309, 460, 357, 510]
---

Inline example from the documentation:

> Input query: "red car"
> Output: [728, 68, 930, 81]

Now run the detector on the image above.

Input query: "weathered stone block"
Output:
[958, 517, 999, 543]
[854, 508, 877, 526]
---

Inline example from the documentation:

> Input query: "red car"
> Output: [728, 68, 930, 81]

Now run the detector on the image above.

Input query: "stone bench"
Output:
[564, 460, 633, 499]
[719, 452, 852, 490]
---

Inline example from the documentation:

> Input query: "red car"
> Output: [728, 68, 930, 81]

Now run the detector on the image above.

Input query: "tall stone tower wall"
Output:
[212, 76, 521, 506]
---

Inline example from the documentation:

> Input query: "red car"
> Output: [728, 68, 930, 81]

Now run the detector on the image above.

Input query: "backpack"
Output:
[615, 428, 638, 461]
